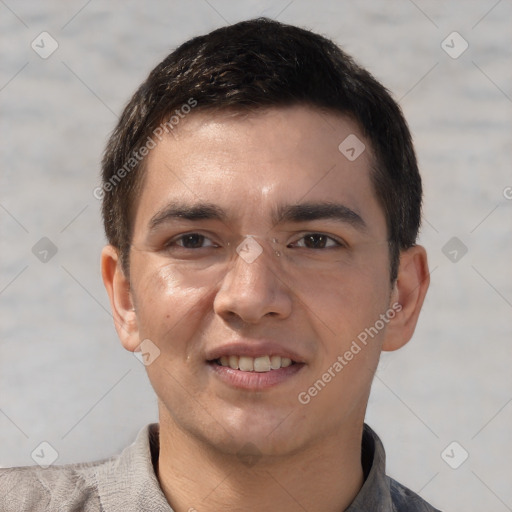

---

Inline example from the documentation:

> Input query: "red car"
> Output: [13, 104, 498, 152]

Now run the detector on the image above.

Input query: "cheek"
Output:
[296, 247, 391, 361]
[296, 262, 390, 421]
[299, 247, 390, 314]
[131, 258, 216, 353]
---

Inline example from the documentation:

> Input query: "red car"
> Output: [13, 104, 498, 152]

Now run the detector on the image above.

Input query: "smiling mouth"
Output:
[212, 355, 296, 372]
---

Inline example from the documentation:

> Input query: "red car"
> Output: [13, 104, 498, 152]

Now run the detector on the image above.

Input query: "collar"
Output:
[95, 424, 172, 511]
[346, 423, 394, 511]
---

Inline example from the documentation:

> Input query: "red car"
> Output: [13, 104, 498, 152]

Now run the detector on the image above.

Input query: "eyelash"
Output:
[166, 232, 345, 250]
[169, 233, 218, 249]
[290, 233, 344, 249]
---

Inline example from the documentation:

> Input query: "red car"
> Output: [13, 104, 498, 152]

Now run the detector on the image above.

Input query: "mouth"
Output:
[207, 353, 304, 390]
[212, 354, 295, 372]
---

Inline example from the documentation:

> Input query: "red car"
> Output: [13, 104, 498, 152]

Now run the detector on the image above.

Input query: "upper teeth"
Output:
[218, 355, 293, 372]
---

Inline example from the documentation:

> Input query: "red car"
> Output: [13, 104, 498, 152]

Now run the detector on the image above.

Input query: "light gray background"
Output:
[1, 1, 511, 510]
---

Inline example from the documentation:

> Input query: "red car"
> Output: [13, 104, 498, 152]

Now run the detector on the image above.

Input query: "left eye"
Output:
[174, 233, 216, 249]
[291, 234, 341, 249]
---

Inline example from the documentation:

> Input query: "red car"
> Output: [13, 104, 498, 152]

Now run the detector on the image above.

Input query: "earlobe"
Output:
[381, 245, 430, 352]
[101, 245, 140, 352]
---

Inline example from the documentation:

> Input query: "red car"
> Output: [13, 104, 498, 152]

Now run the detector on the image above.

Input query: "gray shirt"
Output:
[0, 423, 441, 511]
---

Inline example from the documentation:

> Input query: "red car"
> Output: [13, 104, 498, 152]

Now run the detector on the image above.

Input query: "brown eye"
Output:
[174, 233, 215, 249]
[293, 233, 341, 249]
[305, 234, 327, 248]
[180, 234, 204, 248]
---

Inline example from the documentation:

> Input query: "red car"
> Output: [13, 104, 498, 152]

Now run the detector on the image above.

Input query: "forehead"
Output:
[134, 106, 384, 234]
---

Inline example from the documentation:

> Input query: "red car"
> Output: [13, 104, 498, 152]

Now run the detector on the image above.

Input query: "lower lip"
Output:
[208, 362, 304, 390]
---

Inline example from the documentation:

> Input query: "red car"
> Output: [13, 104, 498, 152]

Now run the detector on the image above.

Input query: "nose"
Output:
[213, 242, 293, 325]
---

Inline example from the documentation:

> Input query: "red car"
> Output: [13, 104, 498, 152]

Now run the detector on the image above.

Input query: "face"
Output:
[107, 106, 410, 456]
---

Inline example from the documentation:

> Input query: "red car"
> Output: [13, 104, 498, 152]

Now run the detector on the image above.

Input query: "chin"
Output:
[212, 405, 313, 457]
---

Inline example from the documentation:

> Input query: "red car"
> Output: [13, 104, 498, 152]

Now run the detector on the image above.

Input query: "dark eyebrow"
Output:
[273, 202, 367, 231]
[148, 200, 366, 232]
[148, 201, 227, 231]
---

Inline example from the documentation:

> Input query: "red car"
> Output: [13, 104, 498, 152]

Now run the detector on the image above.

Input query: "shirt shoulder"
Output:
[0, 424, 170, 512]
[389, 476, 443, 512]
[0, 459, 105, 512]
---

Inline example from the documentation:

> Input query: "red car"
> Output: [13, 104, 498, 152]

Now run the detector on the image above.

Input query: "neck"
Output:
[156, 412, 365, 512]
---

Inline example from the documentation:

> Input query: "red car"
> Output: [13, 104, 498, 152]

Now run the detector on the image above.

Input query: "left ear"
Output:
[382, 245, 430, 352]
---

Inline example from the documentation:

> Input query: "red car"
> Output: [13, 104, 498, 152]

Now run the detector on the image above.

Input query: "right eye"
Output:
[168, 233, 217, 249]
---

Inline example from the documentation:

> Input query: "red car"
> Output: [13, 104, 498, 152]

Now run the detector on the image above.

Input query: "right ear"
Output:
[101, 245, 140, 352]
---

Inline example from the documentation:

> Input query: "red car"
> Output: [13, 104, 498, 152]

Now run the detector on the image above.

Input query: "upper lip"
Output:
[205, 341, 305, 363]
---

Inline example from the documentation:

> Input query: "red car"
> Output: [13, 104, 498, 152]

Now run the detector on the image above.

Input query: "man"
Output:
[0, 17, 439, 511]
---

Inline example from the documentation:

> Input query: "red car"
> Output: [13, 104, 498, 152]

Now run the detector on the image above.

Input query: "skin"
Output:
[102, 106, 429, 512]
